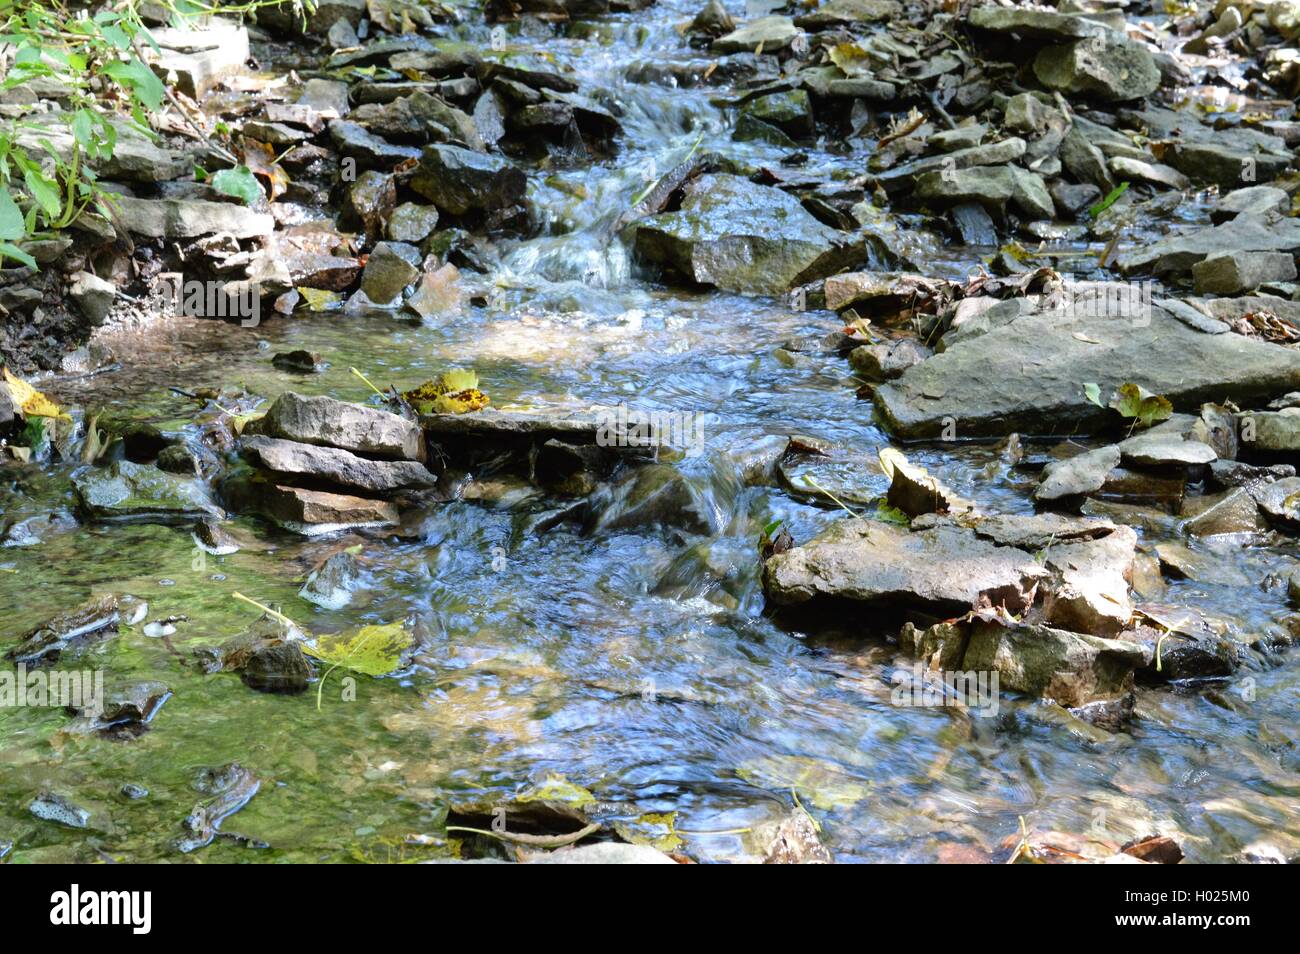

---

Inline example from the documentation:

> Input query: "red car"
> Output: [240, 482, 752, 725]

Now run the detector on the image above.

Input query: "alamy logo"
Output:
[890, 664, 1000, 716]
[1, 664, 103, 714]
[595, 403, 706, 457]
[50, 884, 151, 934]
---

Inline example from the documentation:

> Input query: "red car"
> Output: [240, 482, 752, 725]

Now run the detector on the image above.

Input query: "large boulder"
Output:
[632, 173, 863, 294]
[874, 301, 1300, 438]
[248, 393, 424, 461]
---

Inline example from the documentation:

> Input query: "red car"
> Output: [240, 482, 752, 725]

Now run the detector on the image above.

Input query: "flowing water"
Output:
[2, 1, 1299, 863]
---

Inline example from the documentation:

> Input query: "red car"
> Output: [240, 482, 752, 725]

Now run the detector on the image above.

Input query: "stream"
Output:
[2, 0, 1299, 863]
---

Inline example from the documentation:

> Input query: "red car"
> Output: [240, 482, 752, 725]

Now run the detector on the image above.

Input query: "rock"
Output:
[112, 197, 274, 239]
[872, 138, 1027, 193]
[757, 810, 832, 864]
[72, 461, 219, 523]
[1060, 126, 1115, 192]
[1253, 476, 1300, 530]
[359, 241, 421, 305]
[272, 350, 326, 373]
[880, 448, 971, 517]
[527, 843, 677, 864]
[1209, 459, 1294, 491]
[328, 120, 422, 167]
[223, 476, 399, 531]
[741, 90, 813, 139]
[351, 91, 483, 149]
[1049, 180, 1101, 217]
[405, 263, 460, 318]
[1182, 488, 1263, 537]
[29, 792, 92, 829]
[386, 202, 439, 242]
[968, 6, 1107, 41]
[1213, 186, 1289, 223]
[962, 620, 1148, 708]
[711, 16, 800, 54]
[1107, 156, 1189, 191]
[156, 443, 205, 476]
[875, 302, 1300, 438]
[1035, 446, 1121, 502]
[18, 117, 191, 183]
[795, 0, 898, 28]
[589, 464, 714, 534]
[848, 339, 931, 381]
[5, 595, 120, 666]
[1038, 525, 1137, 637]
[929, 124, 986, 152]
[1130, 605, 1239, 680]
[1167, 142, 1291, 192]
[914, 166, 1016, 211]
[1117, 432, 1216, 469]
[898, 620, 969, 669]
[193, 519, 241, 555]
[299, 551, 362, 610]
[218, 619, 312, 694]
[1032, 34, 1160, 103]
[142, 21, 250, 97]
[299, 78, 351, 117]
[345, 171, 396, 244]
[70, 680, 170, 729]
[410, 144, 527, 217]
[632, 173, 862, 294]
[1239, 409, 1300, 457]
[241, 435, 435, 493]
[1009, 167, 1055, 219]
[249, 392, 424, 461]
[67, 271, 116, 325]
[763, 519, 1047, 615]
[689, 0, 735, 36]
[1192, 251, 1297, 295]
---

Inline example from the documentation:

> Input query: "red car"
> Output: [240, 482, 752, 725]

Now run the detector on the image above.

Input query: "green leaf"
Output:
[303, 622, 412, 677]
[1109, 382, 1173, 428]
[516, 775, 596, 809]
[0, 191, 24, 241]
[23, 168, 60, 220]
[1083, 382, 1103, 406]
[209, 165, 263, 205]
[101, 58, 164, 111]
[1089, 182, 1130, 219]
[0, 242, 37, 269]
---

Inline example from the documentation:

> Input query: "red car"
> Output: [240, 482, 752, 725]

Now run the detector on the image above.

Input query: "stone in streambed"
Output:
[359, 241, 422, 305]
[5, 594, 120, 666]
[249, 393, 424, 461]
[409, 143, 527, 217]
[72, 460, 220, 523]
[1035, 446, 1120, 502]
[1213, 186, 1289, 224]
[223, 475, 399, 531]
[67, 271, 116, 325]
[632, 173, 863, 295]
[914, 166, 1015, 212]
[299, 550, 362, 610]
[1192, 251, 1297, 295]
[386, 202, 439, 242]
[241, 435, 435, 493]
[711, 16, 800, 54]
[1032, 33, 1160, 103]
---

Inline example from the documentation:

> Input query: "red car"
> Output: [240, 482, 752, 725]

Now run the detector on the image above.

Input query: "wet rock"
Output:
[968, 6, 1107, 41]
[387, 202, 440, 242]
[1213, 186, 1289, 223]
[67, 271, 115, 325]
[763, 519, 1047, 615]
[344, 171, 396, 245]
[156, 442, 205, 476]
[121, 783, 149, 800]
[848, 339, 931, 381]
[1192, 251, 1297, 295]
[962, 620, 1148, 708]
[29, 791, 92, 829]
[1009, 167, 1055, 219]
[351, 91, 483, 149]
[898, 620, 969, 669]
[241, 435, 435, 493]
[328, 120, 422, 168]
[1049, 180, 1101, 217]
[272, 350, 326, 374]
[112, 197, 274, 240]
[5, 594, 120, 666]
[1107, 156, 1189, 191]
[1117, 432, 1216, 469]
[741, 90, 813, 139]
[1037, 525, 1137, 638]
[875, 302, 1300, 438]
[757, 810, 832, 864]
[410, 143, 527, 217]
[299, 78, 351, 118]
[589, 464, 714, 534]
[176, 762, 260, 853]
[915, 166, 1015, 212]
[68, 680, 170, 729]
[527, 843, 677, 864]
[1130, 605, 1239, 680]
[207, 616, 312, 694]
[359, 241, 421, 305]
[193, 518, 241, 555]
[300, 550, 362, 610]
[632, 173, 863, 295]
[1033, 34, 1160, 103]
[712, 16, 800, 54]
[1209, 459, 1294, 491]
[1254, 476, 1300, 530]
[1035, 446, 1120, 502]
[249, 392, 424, 461]
[1182, 488, 1263, 537]
[72, 460, 219, 523]
[880, 448, 972, 518]
[1167, 142, 1291, 192]
[688, 0, 734, 37]
[223, 475, 399, 531]
[1239, 409, 1300, 457]
[872, 138, 1026, 194]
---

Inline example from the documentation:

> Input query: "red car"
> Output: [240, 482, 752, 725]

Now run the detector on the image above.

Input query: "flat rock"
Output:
[1117, 432, 1217, 468]
[241, 435, 435, 493]
[633, 173, 862, 294]
[72, 461, 219, 523]
[968, 5, 1107, 41]
[875, 302, 1300, 438]
[1213, 185, 1289, 223]
[249, 392, 424, 461]
[712, 16, 800, 54]
[112, 197, 273, 240]
[763, 518, 1047, 615]
[1192, 251, 1297, 295]
[223, 475, 398, 531]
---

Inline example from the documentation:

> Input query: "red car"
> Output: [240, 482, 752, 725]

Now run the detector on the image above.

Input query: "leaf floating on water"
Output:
[304, 622, 413, 677]
[3, 367, 71, 420]
[401, 369, 491, 415]
[516, 774, 596, 809]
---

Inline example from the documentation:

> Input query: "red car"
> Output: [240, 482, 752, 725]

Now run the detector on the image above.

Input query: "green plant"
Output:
[0, 1, 310, 268]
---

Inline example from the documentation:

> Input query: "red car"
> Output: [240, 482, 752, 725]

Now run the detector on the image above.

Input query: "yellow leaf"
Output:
[3, 367, 70, 420]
